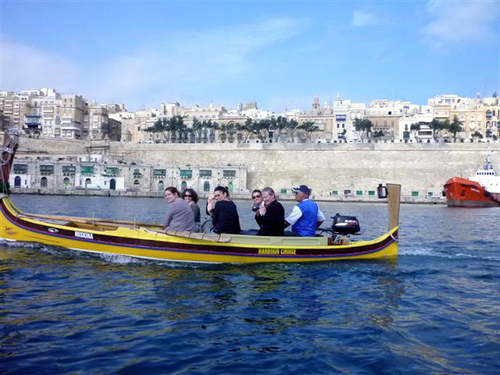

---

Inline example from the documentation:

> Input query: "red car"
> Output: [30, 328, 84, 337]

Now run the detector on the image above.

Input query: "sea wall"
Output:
[13, 136, 500, 202]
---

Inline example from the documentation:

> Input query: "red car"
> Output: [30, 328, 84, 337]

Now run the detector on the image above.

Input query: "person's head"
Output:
[164, 186, 180, 203]
[182, 188, 198, 203]
[262, 187, 276, 206]
[251, 189, 262, 204]
[213, 186, 230, 201]
[291, 185, 310, 202]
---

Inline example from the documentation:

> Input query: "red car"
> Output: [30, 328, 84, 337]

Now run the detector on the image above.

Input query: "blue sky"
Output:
[1, 0, 499, 112]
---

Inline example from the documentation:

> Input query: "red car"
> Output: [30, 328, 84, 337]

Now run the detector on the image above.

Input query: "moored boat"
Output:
[443, 156, 500, 208]
[0, 131, 401, 263]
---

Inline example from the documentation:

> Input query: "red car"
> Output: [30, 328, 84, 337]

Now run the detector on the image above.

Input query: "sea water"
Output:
[0, 195, 499, 374]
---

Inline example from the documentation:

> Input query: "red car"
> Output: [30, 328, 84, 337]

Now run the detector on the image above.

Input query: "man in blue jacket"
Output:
[284, 185, 325, 237]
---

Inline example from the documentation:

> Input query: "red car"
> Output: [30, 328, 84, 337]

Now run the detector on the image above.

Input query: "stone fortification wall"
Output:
[13, 135, 500, 200]
[16, 136, 88, 157]
[111, 142, 500, 199]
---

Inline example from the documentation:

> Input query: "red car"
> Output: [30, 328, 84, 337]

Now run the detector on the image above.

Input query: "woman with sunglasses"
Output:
[181, 188, 201, 231]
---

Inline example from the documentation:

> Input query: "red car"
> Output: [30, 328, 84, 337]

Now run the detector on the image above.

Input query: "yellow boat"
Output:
[0, 131, 400, 264]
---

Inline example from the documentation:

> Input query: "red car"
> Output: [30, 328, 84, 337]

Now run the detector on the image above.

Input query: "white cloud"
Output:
[1, 17, 304, 110]
[421, 0, 499, 49]
[1, 36, 81, 92]
[352, 10, 392, 27]
[352, 10, 379, 27]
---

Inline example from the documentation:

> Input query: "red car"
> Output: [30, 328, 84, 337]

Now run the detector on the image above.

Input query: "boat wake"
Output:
[400, 244, 500, 261]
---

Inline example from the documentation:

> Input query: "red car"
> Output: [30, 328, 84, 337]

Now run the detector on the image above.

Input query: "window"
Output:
[40, 165, 54, 174]
[356, 190, 363, 196]
[331, 190, 338, 195]
[81, 166, 94, 175]
[368, 190, 375, 196]
[13, 164, 28, 174]
[153, 169, 166, 177]
[103, 167, 118, 176]
[412, 191, 419, 197]
[204, 181, 210, 192]
[223, 170, 236, 177]
[281, 188, 288, 194]
[180, 169, 192, 178]
[134, 179, 140, 185]
[199, 170, 212, 177]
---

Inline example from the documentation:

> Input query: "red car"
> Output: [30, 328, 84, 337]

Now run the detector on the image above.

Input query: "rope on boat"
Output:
[389, 232, 398, 243]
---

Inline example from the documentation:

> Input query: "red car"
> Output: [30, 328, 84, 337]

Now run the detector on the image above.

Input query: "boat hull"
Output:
[444, 177, 500, 208]
[0, 197, 398, 264]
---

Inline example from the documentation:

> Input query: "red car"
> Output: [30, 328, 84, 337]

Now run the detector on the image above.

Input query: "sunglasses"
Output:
[252, 195, 261, 199]
[184, 194, 192, 197]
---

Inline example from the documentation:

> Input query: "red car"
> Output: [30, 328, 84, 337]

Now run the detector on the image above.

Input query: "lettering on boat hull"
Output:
[258, 248, 296, 255]
[75, 231, 93, 240]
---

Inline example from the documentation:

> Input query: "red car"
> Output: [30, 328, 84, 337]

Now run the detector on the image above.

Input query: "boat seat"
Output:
[155, 229, 329, 246]
[164, 230, 232, 243]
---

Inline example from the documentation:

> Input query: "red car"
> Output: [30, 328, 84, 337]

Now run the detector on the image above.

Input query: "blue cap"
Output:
[291, 185, 310, 194]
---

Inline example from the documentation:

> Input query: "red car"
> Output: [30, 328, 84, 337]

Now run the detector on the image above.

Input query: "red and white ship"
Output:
[443, 156, 500, 208]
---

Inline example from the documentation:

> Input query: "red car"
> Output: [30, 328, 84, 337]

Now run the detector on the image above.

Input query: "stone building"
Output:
[0, 89, 122, 141]
[428, 94, 500, 140]
[9, 157, 249, 198]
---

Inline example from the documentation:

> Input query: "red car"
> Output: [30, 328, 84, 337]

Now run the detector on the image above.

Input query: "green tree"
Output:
[354, 118, 373, 141]
[269, 116, 288, 143]
[448, 115, 463, 140]
[373, 130, 385, 139]
[298, 121, 320, 142]
[410, 122, 421, 139]
[471, 131, 483, 141]
[237, 118, 252, 142]
[192, 117, 203, 143]
[287, 119, 300, 143]
[168, 115, 186, 143]
[429, 118, 447, 141]
[145, 118, 170, 142]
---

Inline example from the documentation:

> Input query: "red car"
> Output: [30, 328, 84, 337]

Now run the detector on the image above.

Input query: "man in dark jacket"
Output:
[256, 187, 285, 236]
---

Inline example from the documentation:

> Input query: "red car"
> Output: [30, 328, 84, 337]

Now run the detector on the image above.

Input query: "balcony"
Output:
[103, 167, 119, 177]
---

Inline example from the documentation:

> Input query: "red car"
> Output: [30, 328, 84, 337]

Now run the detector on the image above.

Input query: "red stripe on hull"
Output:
[444, 177, 500, 208]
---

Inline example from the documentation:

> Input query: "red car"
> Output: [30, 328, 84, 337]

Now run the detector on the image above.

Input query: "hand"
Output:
[259, 201, 266, 216]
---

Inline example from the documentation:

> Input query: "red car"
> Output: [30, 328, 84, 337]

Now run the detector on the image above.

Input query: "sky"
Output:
[1, 0, 499, 112]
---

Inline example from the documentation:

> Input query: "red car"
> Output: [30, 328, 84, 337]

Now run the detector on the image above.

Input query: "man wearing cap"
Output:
[284, 185, 325, 237]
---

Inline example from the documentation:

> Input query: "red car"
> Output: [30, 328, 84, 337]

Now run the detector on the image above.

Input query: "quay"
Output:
[7, 136, 500, 205]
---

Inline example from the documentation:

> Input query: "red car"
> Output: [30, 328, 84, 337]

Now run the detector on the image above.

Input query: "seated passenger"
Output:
[206, 186, 241, 234]
[164, 186, 197, 232]
[182, 188, 201, 231]
[284, 185, 325, 237]
[256, 187, 285, 236]
[251, 189, 263, 229]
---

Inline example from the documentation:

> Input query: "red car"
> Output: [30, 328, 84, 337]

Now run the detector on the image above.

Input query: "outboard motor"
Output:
[331, 213, 360, 235]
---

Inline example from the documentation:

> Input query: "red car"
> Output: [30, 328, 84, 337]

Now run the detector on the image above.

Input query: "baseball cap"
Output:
[291, 185, 310, 194]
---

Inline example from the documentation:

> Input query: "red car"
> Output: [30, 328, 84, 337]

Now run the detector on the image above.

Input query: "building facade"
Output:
[9, 158, 249, 197]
